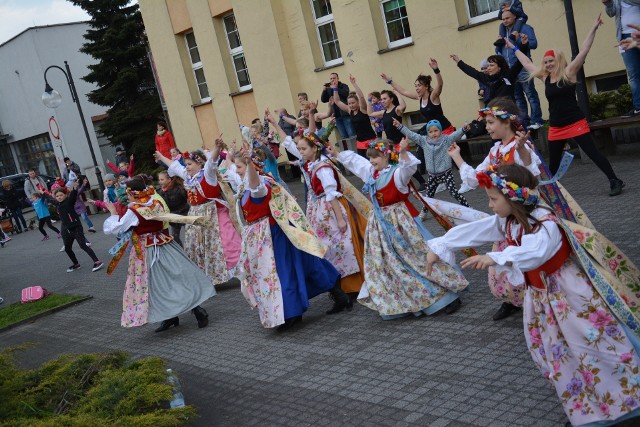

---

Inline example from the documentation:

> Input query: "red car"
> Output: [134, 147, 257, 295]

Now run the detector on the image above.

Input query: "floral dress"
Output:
[168, 157, 241, 284]
[428, 209, 640, 426]
[338, 150, 468, 319]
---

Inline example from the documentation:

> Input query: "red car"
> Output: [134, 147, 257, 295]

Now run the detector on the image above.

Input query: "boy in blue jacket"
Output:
[494, 0, 528, 47]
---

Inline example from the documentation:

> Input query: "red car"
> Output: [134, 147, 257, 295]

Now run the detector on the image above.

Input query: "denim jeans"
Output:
[335, 115, 355, 139]
[514, 78, 543, 126]
[622, 34, 640, 110]
[80, 212, 94, 228]
[9, 208, 27, 231]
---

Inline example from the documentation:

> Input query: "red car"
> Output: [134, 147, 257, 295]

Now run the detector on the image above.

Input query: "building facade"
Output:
[0, 22, 108, 183]
[139, 0, 628, 151]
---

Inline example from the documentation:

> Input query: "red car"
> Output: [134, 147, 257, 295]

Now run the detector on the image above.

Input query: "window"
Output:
[14, 133, 58, 177]
[310, 0, 342, 67]
[223, 14, 251, 91]
[465, 0, 500, 24]
[184, 32, 210, 102]
[380, 0, 412, 48]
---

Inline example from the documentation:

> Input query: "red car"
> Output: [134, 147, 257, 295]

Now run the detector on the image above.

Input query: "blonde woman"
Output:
[508, 14, 625, 196]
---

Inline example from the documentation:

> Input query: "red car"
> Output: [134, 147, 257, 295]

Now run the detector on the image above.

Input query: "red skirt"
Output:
[548, 118, 590, 141]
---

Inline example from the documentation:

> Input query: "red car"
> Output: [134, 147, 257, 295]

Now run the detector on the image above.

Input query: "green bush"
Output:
[0, 348, 196, 426]
[588, 84, 633, 120]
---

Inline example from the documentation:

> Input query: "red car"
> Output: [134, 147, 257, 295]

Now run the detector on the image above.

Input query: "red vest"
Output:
[305, 163, 342, 197]
[242, 185, 276, 225]
[187, 178, 221, 206]
[373, 171, 419, 217]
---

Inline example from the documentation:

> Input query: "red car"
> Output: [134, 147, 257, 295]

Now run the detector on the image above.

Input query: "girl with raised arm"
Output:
[327, 138, 468, 319]
[332, 74, 377, 158]
[509, 14, 625, 196]
[155, 138, 241, 285]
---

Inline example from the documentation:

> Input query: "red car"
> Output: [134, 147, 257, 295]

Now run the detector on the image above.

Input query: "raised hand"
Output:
[428, 58, 438, 70]
[380, 72, 391, 82]
[349, 74, 356, 84]
[392, 117, 403, 129]
[449, 54, 460, 64]
[504, 37, 515, 49]
[515, 130, 531, 150]
[520, 33, 529, 45]
[105, 201, 117, 215]
[447, 142, 461, 158]
[593, 12, 603, 31]
[130, 154, 134, 160]
[398, 137, 409, 152]
[324, 144, 338, 158]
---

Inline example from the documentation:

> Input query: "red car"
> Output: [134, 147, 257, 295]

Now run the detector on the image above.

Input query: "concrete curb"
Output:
[0, 295, 93, 334]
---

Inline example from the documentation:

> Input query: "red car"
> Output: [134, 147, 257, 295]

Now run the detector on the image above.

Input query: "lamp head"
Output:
[42, 84, 62, 108]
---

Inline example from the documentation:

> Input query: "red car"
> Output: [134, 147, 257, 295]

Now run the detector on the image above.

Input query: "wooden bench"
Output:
[588, 115, 640, 156]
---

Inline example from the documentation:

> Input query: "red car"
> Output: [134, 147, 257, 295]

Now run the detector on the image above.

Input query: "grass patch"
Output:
[0, 294, 87, 330]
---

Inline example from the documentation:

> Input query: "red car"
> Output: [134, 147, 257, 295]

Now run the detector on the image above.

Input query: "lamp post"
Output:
[42, 61, 104, 191]
[563, 0, 592, 121]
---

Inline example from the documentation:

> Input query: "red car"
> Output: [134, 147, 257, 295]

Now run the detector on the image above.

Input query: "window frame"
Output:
[464, 0, 500, 25]
[184, 31, 211, 102]
[379, 0, 412, 49]
[223, 13, 252, 91]
[310, 0, 343, 67]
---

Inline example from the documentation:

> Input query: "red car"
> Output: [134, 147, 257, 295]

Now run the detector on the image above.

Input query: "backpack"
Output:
[21, 286, 49, 304]
[464, 119, 488, 139]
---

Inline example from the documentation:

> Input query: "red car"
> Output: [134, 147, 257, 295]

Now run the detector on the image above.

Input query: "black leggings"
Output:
[38, 218, 60, 236]
[548, 133, 617, 181]
[425, 170, 470, 207]
[62, 227, 99, 265]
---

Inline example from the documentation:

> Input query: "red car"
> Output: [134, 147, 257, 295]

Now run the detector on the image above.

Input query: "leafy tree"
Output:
[70, 0, 163, 172]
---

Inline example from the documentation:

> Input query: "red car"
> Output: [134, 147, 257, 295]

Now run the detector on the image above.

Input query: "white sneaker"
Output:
[51, 220, 57, 224]
[435, 183, 447, 193]
[86, 241, 92, 247]
[527, 123, 543, 130]
[92, 261, 104, 272]
[459, 183, 472, 194]
[59, 246, 65, 252]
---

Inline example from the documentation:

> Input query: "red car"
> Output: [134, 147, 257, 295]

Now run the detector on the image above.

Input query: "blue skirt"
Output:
[271, 223, 339, 320]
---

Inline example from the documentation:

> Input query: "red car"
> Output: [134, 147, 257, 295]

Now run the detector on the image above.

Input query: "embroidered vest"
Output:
[373, 170, 419, 217]
[187, 178, 221, 206]
[242, 185, 276, 225]
[305, 163, 341, 197]
[130, 202, 173, 247]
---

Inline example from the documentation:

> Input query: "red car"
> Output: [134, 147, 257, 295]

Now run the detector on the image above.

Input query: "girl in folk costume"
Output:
[103, 176, 214, 332]
[447, 97, 542, 321]
[154, 141, 241, 285]
[328, 138, 468, 319]
[427, 164, 640, 427]
[232, 147, 349, 331]
[271, 112, 366, 296]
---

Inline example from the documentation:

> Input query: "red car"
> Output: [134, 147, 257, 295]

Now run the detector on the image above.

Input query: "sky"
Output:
[0, 0, 90, 45]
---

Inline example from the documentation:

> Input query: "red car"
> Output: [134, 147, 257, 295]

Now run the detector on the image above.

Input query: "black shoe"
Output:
[444, 298, 462, 315]
[623, 108, 640, 117]
[492, 302, 521, 321]
[493, 39, 506, 47]
[276, 315, 302, 332]
[326, 283, 352, 314]
[609, 179, 625, 196]
[155, 317, 179, 332]
[191, 306, 209, 328]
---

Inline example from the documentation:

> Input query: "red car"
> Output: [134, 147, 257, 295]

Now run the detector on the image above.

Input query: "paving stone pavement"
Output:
[1, 143, 639, 427]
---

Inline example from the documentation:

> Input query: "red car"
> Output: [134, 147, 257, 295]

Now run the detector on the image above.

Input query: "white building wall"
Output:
[0, 22, 107, 184]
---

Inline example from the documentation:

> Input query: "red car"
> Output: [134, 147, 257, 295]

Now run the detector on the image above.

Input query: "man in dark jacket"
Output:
[62, 157, 81, 182]
[1, 180, 28, 233]
[320, 73, 355, 139]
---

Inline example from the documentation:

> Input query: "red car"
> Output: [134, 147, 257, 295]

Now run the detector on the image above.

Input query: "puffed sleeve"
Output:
[337, 150, 374, 182]
[167, 160, 189, 181]
[486, 220, 562, 286]
[282, 135, 301, 159]
[428, 215, 506, 266]
[248, 176, 269, 198]
[458, 145, 494, 190]
[315, 167, 342, 201]
[103, 209, 139, 236]
[393, 152, 420, 192]
[202, 156, 219, 186]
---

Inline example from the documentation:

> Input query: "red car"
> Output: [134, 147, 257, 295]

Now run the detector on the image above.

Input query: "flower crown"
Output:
[126, 185, 156, 204]
[368, 140, 399, 164]
[303, 131, 325, 149]
[183, 150, 207, 164]
[476, 169, 539, 206]
[479, 106, 518, 122]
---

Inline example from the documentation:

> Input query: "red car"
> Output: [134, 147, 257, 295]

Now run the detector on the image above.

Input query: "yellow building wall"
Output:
[140, 0, 627, 150]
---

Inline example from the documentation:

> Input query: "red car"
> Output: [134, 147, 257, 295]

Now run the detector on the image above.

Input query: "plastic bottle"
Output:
[166, 368, 185, 408]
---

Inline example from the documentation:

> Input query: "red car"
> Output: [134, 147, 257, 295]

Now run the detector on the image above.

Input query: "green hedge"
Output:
[588, 84, 633, 120]
[0, 348, 196, 426]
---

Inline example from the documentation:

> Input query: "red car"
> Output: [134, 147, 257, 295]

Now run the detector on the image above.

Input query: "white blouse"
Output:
[308, 156, 342, 202]
[337, 150, 420, 193]
[167, 155, 219, 186]
[459, 139, 542, 189]
[428, 208, 562, 287]
[282, 136, 302, 159]
[103, 209, 140, 236]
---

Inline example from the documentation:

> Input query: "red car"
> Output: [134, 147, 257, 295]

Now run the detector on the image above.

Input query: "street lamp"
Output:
[42, 61, 104, 191]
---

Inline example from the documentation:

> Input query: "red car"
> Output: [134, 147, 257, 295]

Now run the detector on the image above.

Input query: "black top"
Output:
[1, 187, 22, 210]
[320, 82, 350, 118]
[457, 44, 528, 103]
[57, 190, 82, 230]
[350, 110, 377, 142]
[545, 76, 585, 128]
[382, 107, 404, 143]
[157, 185, 189, 215]
[419, 96, 452, 129]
